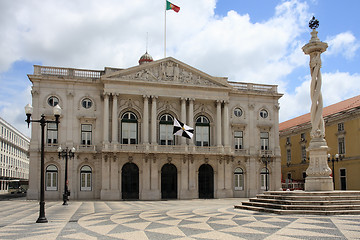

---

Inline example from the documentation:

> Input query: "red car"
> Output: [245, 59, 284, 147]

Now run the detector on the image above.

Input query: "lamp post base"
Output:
[36, 217, 48, 223]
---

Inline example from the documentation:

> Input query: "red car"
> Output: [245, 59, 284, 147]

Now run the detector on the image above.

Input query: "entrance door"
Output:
[161, 163, 177, 199]
[198, 164, 214, 199]
[122, 162, 139, 199]
[340, 168, 347, 190]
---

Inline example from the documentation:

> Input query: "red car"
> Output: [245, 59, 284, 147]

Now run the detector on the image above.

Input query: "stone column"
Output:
[223, 101, 230, 148]
[150, 96, 158, 144]
[103, 93, 110, 144]
[188, 99, 194, 146]
[111, 94, 118, 144]
[109, 155, 120, 199]
[216, 100, 222, 147]
[100, 154, 110, 199]
[180, 98, 187, 145]
[216, 157, 225, 198]
[302, 19, 333, 191]
[143, 96, 149, 144]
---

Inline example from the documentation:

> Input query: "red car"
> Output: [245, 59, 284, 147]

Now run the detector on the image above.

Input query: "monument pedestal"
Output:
[305, 138, 333, 191]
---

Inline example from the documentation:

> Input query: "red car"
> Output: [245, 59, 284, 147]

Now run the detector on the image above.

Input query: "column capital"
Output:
[180, 97, 187, 101]
[188, 98, 195, 102]
[102, 92, 110, 97]
[143, 95, 150, 99]
[151, 95, 158, 100]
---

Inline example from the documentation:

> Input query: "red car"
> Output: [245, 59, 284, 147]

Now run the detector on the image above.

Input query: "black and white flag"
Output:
[173, 118, 194, 139]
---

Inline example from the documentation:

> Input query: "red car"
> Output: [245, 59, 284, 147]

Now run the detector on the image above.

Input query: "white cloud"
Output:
[279, 71, 360, 122]
[325, 32, 360, 59]
[0, 85, 32, 137]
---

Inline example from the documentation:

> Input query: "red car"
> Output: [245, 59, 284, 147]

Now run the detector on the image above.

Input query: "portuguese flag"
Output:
[166, 1, 180, 13]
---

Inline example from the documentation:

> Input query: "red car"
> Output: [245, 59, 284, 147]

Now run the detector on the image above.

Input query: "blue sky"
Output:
[0, 0, 359, 137]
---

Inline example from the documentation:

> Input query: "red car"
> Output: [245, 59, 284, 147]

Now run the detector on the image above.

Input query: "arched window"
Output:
[159, 114, 174, 145]
[46, 165, 58, 191]
[260, 167, 269, 190]
[121, 112, 138, 144]
[195, 116, 210, 146]
[80, 165, 92, 191]
[234, 167, 244, 190]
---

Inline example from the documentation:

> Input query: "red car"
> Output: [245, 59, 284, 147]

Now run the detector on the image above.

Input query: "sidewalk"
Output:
[0, 198, 359, 239]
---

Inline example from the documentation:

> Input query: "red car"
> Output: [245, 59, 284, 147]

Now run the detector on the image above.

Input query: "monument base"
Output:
[305, 176, 333, 191]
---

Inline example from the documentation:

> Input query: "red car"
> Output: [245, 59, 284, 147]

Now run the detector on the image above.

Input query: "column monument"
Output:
[302, 17, 333, 191]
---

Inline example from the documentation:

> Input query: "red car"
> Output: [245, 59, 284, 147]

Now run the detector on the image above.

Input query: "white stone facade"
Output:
[0, 117, 30, 194]
[27, 57, 282, 200]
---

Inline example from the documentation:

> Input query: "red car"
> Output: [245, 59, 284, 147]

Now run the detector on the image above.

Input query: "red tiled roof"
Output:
[279, 95, 360, 131]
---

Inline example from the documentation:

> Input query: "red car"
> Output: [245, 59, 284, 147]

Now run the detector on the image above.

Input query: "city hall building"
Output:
[27, 54, 282, 200]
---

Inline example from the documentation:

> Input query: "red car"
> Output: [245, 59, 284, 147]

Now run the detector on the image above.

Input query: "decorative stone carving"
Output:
[118, 60, 220, 87]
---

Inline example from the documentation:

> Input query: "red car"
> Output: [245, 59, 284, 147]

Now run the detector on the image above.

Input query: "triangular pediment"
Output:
[102, 57, 230, 88]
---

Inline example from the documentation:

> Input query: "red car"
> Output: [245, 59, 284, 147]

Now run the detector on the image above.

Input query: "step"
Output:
[249, 198, 360, 206]
[241, 201, 360, 211]
[235, 204, 360, 215]
[261, 190, 360, 197]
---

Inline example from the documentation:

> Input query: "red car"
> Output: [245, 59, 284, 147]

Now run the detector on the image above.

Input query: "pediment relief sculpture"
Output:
[108, 60, 227, 88]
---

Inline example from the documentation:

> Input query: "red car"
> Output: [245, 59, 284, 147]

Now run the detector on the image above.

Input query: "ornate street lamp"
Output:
[327, 153, 344, 189]
[58, 146, 75, 205]
[261, 155, 272, 191]
[25, 103, 61, 223]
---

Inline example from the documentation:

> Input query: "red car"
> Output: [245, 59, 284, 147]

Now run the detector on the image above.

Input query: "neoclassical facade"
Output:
[27, 56, 282, 200]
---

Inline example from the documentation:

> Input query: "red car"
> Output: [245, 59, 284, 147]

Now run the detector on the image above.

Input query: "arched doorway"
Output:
[161, 163, 177, 199]
[198, 164, 214, 199]
[122, 162, 139, 200]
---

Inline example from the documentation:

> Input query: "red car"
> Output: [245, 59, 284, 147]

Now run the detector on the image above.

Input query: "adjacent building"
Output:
[0, 117, 30, 194]
[280, 95, 360, 190]
[27, 54, 282, 200]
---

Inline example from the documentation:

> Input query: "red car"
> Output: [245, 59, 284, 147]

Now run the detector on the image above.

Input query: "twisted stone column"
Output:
[302, 24, 333, 191]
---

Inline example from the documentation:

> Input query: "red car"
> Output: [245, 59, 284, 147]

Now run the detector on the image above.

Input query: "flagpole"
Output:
[164, 0, 167, 58]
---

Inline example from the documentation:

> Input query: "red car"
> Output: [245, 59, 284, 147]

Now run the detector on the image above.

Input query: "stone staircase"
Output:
[235, 191, 360, 215]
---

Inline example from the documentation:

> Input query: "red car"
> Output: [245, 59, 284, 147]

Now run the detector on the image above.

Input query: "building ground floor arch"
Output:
[161, 163, 177, 199]
[198, 164, 214, 199]
[121, 162, 139, 199]
[26, 152, 282, 201]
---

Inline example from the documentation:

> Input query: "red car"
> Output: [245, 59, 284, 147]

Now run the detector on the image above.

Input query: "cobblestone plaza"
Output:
[1, 198, 359, 239]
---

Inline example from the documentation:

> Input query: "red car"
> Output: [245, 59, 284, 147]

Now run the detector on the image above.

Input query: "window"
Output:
[81, 124, 92, 145]
[234, 131, 243, 149]
[260, 109, 268, 119]
[47, 96, 59, 107]
[301, 145, 307, 162]
[260, 167, 269, 190]
[234, 108, 242, 117]
[47, 122, 58, 145]
[287, 173, 292, 180]
[300, 133, 305, 141]
[159, 114, 174, 145]
[80, 165, 92, 191]
[46, 165, 58, 191]
[260, 132, 269, 150]
[122, 112, 138, 144]
[286, 149, 291, 164]
[81, 98, 92, 109]
[338, 122, 344, 132]
[234, 168, 244, 190]
[338, 137, 345, 154]
[195, 116, 210, 146]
